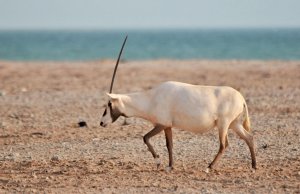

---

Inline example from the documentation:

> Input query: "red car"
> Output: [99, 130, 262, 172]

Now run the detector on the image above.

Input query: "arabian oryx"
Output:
[100, 36, 257, 172]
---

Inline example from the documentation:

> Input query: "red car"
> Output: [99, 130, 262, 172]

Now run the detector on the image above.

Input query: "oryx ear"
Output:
[106, 93, 125, 108]
[106, 93, 119, 100]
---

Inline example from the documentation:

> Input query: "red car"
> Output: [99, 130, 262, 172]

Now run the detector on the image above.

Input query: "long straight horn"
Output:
[109, 35, 128, 93]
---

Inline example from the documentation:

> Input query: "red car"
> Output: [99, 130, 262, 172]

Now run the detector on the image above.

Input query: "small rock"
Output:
[0, 122, 6, 129]
[125, 165, 134, 170]
[32, 172, 37, 179]
[216, 171, 222, 175]
[31, 132, 44, 136]
[25, 155, 32, 161]
[204, 168, 210, 173]
[5, 153, 15, 161]
[262, 144, 268, 149]
[9, 113, 19, 119]
[122, 119, 130, 126]
[51, 155, 59, 161]
[97, 159, 107, 165]
[0, 90, 6, 96]
[282, 184, 288, 189]
[285, 108, 291, 113]
[62, 142, 71, 149]
[78, 120, 88, 128]
[165, 166, 173, 173]
[21, 87, 27, 92]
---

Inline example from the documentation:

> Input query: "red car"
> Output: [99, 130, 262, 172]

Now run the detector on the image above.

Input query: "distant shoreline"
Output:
[1, 59, 300, 63]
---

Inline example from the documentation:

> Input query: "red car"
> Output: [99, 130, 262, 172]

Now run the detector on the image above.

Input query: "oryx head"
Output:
[100, 93, 126, 127]
[100, 36, 128, 127]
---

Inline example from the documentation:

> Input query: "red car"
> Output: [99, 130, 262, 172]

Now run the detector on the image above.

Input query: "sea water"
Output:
[0, 29, 299, 61]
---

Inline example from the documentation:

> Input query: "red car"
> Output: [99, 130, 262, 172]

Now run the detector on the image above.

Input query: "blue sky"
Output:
[0, 0, 300, 29]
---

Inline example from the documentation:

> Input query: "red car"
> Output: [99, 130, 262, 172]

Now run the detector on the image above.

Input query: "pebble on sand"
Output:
[0, 121, 6, 128]
[0, 90, 6, 96]
[78, 120, 88, 127]
[51, 155, 59, 161]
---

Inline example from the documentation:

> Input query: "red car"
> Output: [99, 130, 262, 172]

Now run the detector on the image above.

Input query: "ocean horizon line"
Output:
[1, 27, 300, 32]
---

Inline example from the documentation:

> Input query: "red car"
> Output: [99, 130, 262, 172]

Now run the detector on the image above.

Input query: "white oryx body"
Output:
[115, 81, 247, 133]
[101, 81, 256, 171]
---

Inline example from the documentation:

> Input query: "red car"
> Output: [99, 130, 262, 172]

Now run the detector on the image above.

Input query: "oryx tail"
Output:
[243, 102, 251, 132]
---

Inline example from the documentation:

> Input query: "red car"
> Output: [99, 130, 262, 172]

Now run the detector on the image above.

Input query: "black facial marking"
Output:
[108, 101, 127, 122]
[102, 108, 107, 116]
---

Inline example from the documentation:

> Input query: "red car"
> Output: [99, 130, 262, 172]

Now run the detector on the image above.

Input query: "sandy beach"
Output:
[0, 60, 299, 193]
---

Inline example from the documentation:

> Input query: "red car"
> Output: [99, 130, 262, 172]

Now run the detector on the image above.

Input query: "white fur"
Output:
[105, 81, 248, 133]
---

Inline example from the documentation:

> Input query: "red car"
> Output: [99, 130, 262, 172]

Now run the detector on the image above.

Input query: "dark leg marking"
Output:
[208, 143, 227, 169]
[232, 124, 257, 169]
[164, 127, 173, 169]
[208, 121, 229, 169]
[143, 125, 165, 168]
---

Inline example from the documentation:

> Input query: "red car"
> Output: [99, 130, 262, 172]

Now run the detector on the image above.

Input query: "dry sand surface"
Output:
[0, 60, 299, 193]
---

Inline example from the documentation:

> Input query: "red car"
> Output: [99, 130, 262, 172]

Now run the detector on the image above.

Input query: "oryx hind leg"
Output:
[208, 120, 230, 169]
[231, 123, 257, 169]
[143, 125, 165, 168]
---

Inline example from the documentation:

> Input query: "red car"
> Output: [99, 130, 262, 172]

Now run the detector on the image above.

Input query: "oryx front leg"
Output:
[164, 127, 173, 171]
[143, 125, 165, 169]
[208, 120, 230, 170]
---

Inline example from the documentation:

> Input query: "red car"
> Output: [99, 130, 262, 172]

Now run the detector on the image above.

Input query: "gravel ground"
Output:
[0, 60, 299, 193]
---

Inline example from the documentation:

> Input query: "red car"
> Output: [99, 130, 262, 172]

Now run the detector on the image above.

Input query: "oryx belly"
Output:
[170, 95, 218, 133]
[172, 111, 216, 133]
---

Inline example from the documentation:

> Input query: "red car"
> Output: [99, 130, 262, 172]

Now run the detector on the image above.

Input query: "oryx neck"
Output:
[121, 92, 151, 119]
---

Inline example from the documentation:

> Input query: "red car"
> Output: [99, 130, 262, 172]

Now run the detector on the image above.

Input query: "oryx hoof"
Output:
[165, 166, 173, 172]
[155, 158, 161, 169]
